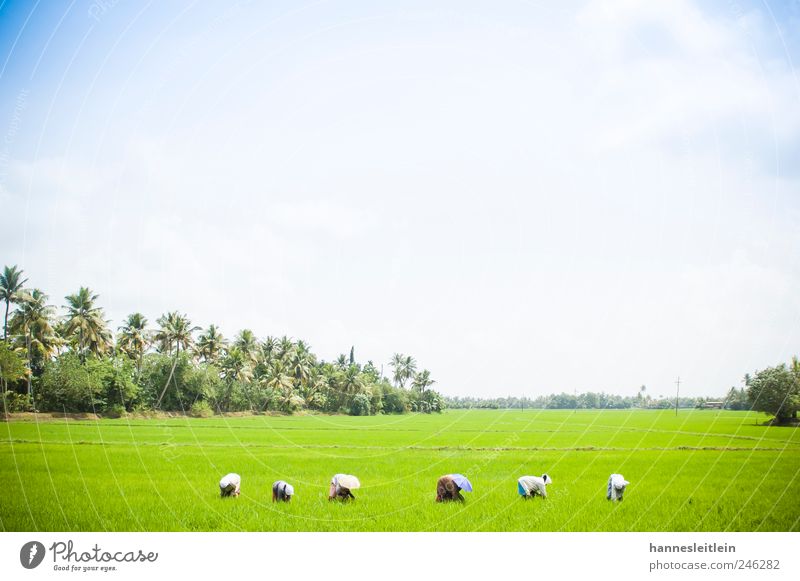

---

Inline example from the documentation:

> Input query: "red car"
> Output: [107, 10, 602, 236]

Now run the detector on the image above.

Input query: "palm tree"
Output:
[289, 340, 314, 385]
[63, 287, 112, 361]
[117, 313, 150, 376]
[261, 336, 277, 363]
[390, 353, 417, 388]
[1, 265, 28, 340]
[196, 324, 227, 364]
[153, 312, 199, 409]
[234, 329, 259, 366]
[220, 346, 254, 383]
[412, 369, 435, 393]
[300, 369, 328, 409]
[340, 365, 365, 395]
[9, 289, 57, 396]
[264, 359, 295, 393]
[277, 335, 295, 360]
[154, 312, 199, 357]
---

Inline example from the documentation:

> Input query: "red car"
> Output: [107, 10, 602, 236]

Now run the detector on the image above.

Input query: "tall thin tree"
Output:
[0, 265, 28, 340]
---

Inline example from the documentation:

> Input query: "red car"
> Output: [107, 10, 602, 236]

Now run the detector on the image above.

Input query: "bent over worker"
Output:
[272, 480, 295, 502]
[219, 473, 241, 497]
[518, 474, 552, 499]
[607, 473, 629, 501]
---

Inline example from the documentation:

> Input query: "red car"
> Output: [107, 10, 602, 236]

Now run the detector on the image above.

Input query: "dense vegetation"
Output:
[447, 375, 798, 424]
[1, 410, 798, 531]
[446, 388, 749, 411]
[1, 264, 797, 424]
[0, 265, 444, 416]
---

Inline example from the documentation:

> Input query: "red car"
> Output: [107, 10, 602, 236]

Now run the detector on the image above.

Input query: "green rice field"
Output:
[1, 409, 799, 531]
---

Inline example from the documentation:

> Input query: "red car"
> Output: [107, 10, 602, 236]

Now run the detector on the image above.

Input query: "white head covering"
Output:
[610, 474, 629, 488]
[219, 473, 240, 488]
[542, 473, 552, 485]
[284, 483, 294, 497]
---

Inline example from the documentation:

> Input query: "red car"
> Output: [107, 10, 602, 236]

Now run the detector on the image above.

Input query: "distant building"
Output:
[703, 401, 724, 409]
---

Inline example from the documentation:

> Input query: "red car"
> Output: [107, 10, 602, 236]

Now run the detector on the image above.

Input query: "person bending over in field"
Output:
[329, 474, 359, 501]
[606, 473, 629, 501]
[517, 474, 551, 499]
[272, 480, 294, 503]
[219, 473, 241, 498]
[436, 475, 464, 502]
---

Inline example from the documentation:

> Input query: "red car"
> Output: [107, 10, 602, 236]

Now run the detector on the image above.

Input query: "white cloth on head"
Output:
[333, 474, 360, 489]
[608, 473, 629, 500]
[518, 475, 549, 497]
[219, 473, 241, 493]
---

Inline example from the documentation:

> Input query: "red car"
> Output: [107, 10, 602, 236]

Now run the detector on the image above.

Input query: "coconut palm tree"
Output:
[412, 369, 435, 393]
[220, 346, 253, 383]
[390, 353, 417, 388]
[340, 365, 365, 395]
[264, 359, 294, 393]
[289, 340, 314, 385]
[1, 265, 28, 340]
[117, 313, 150, 376]
[154, 312, 199, 357]
[196, 324, 226, 364]
[233, 329, 259, 366]
[261, 336, 277, 363]
[153, 312, 199, 409]
[9, 289, 57, 395]
[276, 335, 295, 361]
[63, 287, 112, 361]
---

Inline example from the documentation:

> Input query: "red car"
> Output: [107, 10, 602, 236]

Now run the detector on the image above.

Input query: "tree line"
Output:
[446, 366, 799, 425]
[447, 390, 701, 410]
[0, 265, 444, 416]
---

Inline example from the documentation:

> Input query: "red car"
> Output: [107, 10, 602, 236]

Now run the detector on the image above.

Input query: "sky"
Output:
[0, 0, 798, 398]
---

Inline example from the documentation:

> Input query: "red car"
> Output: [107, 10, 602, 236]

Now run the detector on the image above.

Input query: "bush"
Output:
[138, 354, 222, 411]
[349, 393, 371, 416]
[1, 391, 33, 413]
[37, 354, 138, 413]
[189, 400, 214, 418]
[38, 353, 105, 412]
[104, 403, 127, 418]
[746, 363, 800, 424]
[98, 358, 138, 412]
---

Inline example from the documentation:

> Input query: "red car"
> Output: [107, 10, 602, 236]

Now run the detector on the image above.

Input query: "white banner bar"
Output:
[1, 532, 796, 580]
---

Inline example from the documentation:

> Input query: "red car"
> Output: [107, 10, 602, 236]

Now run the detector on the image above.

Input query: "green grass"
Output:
[1, 409, 798, 531]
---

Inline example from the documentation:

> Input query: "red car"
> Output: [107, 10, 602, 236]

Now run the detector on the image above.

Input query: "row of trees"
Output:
[446, 392, 699, 410]
[446, 362, 800, 425]
[0, 265, 445, 416]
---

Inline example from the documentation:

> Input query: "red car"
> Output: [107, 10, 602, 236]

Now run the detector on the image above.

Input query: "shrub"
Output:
[38, 353, 105, 412]
[189, 400, 214, 418]
[746, 363, 800, 424]
[138, 354, 222, 411]
[104, 404, 127, 418]
[1, 391, 32, 413]
[381, 385, 408, 414]
[349, 393, 371, 416]
[37, 354, 138, 413]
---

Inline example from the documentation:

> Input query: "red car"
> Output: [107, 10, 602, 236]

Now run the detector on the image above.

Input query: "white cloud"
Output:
[1, 0, 798, 396]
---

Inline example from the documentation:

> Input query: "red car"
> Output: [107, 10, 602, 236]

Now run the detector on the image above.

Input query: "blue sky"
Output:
[1, 0, 798, 398]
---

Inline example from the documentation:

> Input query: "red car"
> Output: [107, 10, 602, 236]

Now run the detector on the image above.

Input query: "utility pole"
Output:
[675, 376, 682, 416]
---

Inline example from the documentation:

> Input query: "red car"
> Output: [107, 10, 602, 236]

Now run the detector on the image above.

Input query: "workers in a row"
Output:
[219, 472, 630, 502]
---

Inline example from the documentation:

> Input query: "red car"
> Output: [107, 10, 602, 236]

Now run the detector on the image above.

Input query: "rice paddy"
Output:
[1, 409, 798, 531]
